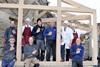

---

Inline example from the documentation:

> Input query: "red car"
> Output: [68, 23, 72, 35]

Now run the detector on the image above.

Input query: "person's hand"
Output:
[76, 48, 81, 54]
[13, 59, 16, 62]
[32, 50, 37, 54]
[77, 48, 81, 51]
[48, 31, 52, 36]
[10, 47, 14, 51]
[36, 28, 40, 33]
[12, 30, 16, 34]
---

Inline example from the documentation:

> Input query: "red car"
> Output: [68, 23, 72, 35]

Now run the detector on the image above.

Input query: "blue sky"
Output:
[48, 0, 100, 23]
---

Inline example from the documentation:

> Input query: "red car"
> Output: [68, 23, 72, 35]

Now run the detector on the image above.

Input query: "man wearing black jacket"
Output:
[32, 18, 45, 61]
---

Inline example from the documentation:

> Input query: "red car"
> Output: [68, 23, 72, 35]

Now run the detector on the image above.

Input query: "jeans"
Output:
[36, 40, 45, 61]
[60, 44, 65, 61]
[2, 60, 15, 67]
[72, 61, 83, 67]
[66, 49, 70, 61]
[46, 40, 56, 61]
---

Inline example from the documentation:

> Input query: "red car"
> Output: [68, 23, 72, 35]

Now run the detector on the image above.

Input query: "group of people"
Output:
[61, 27, 84, 67]
[22, 18, 56, 61]
[2, 17, 56, 67]
[2, 17, 85, 67]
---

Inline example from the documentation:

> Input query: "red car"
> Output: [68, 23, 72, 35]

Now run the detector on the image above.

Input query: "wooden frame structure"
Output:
[0, 0, 98, 66]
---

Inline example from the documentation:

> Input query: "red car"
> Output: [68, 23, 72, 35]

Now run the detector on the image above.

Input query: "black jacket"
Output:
[32, 25, 44, 40]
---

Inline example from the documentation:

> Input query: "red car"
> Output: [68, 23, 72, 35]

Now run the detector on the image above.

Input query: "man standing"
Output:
[70, 38, 84, 67]
[4, 17, 17, 44]
[60, 26, 66, 61]
[65, 27, 73, 61]
[32, 18, 45, 61]
[43, 22, 56, 61]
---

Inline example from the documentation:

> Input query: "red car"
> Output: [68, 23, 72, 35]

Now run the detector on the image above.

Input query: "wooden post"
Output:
[16, 0, 23, 62]
[92, 10, 98, 66]
[56, 0, 61, 62]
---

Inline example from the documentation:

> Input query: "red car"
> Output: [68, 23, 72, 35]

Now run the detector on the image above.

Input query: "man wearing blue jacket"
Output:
[70, 38, 84, 67]
[43, 22, 56, 61]
[4, 17, 17, 44]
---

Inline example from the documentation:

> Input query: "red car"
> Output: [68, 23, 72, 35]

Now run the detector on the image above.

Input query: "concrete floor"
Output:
[14, 61, 94, 67]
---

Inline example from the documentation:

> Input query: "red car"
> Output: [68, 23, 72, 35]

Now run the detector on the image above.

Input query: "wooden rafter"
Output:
[0, 3, 94, 13]
[41, 18, 90, 31]
[61, 7, 94, 13]
[62, 15, 90, 20]
[62, 0, 93, 11]
[62, 22, 90, 31]
[42, 16, 89, 26]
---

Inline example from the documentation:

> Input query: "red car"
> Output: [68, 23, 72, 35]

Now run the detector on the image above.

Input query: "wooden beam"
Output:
[62, 0, 93, 12]
[62, 12, 74, 17]
[56, 0, 61, 62]
[15, 61, 93, 66]
[0, 3, 58, 10]
[41, 18, 90, 31]
[92, 11, 98, 66]
[62, 12, 91, 20]
[41, 14, 90, 22]
[0, 3, 94, 13]
[0, 3, 19, 8]
[62, 22, 90, 31]
[62, 15, 91, 20]
[23, 5, 58, 10]
[16, 0, 23, 62]
[61, 7, 94, 13]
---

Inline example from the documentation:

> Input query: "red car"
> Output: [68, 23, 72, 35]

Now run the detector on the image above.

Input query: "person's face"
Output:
[29, 37, 34, 45]
[10, 21, 15, 27]
[50, 22, 55, 27]
[76, 38, 81, 45]
[25, 20, 30, 25]
[37, 20, 42, 26]
[9, 38, 15, 44]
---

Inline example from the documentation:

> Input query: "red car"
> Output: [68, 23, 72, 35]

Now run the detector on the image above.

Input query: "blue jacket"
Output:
[43, 26, 56, 41]
[70, 43, 84, 61]
[4, 27, 17, 43]
[3, 44, 16, 61]
[32, 25, 44, 40]
[24, 44, 38, 59]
